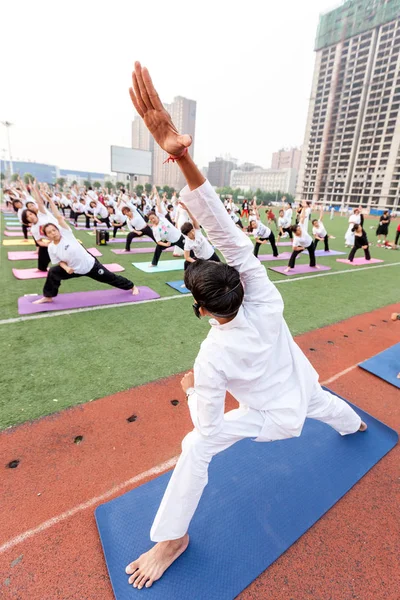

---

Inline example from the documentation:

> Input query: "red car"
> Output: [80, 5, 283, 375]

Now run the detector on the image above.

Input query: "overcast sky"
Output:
[1, 0, 339, 174]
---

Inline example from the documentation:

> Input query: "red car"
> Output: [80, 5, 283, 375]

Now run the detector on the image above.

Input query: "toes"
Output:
[136, 574, 150, 590]
[125, 561, 138, 575]
[128, 569, 141, 585]
[145, 579, 154, 588]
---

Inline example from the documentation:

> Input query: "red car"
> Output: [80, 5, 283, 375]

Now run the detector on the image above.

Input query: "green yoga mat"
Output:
[132, 259, 185, 273]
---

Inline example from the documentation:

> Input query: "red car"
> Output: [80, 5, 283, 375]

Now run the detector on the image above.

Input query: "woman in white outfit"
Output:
[344, 208, 363, 247]
[124, 62, 367, 591]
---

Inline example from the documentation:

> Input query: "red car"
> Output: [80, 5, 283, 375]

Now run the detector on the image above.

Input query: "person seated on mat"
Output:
[89, 200, 111, 229]
[347, 223, 371, 263]
[284, 203, 319, 273]
[108, 206, 127, 238]
[147, 210, 185, 266]
[32, 192, 139, 304]
[277, 209, 292, 239]
[124, 62, 366, 591]
[312, 208, 335, 252]
[21, 188, 58, 271]
[121, 205, 156, 251]
[12, 199, 30, 240]
[248, 210, 279, 258]
[179, 202, 220, 269]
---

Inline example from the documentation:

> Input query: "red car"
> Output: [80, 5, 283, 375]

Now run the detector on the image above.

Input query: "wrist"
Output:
[185, 387, 195, 397]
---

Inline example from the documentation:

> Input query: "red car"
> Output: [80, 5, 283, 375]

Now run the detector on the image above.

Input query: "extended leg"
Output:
[307, 384, 362, 435]
[308, 242, 316, 267]
[87, 260, 134, 290]
[324, 234, 329, 251]
[268, 231, 278, 257]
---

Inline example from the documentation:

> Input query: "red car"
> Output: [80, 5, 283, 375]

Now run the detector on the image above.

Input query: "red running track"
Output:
[0, 304, 399, 599]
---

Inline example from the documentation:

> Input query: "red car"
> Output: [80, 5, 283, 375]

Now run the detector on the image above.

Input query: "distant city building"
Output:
[207, 157, 237, 188]
[237, 162, 261, 172]
[131, 116, 153, 185]
[271, 147, 302, 171]
[59, 168, 113, 186]
[1, 160, 57, 183]
[297, 0, 400, 209]
[230, 168, 297, 195]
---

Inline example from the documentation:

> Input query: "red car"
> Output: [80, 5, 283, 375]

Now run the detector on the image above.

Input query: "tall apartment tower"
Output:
[152, 96, 197, 190]
[297, 0, 400, 209]
[271, 148, 302, 171]
[207, 157, 238, 188]
[131, 116, 153, 185]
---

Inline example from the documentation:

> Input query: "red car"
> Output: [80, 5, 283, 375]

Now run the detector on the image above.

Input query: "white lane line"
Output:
[321, 364, 358, 385]
[0, 261, 399, 326]
[0, 456, 179, 555]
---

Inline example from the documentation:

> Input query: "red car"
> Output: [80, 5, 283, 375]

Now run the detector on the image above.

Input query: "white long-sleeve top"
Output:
[180, 180, 318, 441]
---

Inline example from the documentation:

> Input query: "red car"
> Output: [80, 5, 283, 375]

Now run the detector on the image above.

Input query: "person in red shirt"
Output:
[395, 222, 400, 246]
[266, 208, 277, 230]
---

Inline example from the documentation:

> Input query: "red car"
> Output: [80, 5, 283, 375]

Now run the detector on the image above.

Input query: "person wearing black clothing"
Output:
[376, 210, 391, 244]
[348, 224, 371, 262]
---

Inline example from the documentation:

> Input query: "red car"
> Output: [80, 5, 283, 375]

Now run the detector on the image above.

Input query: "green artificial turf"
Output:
[0, 211, 399, 429]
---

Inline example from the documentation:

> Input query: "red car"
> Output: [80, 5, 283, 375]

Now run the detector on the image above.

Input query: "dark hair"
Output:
[167, 204, 173, 210]
[121, 206, 130, 215]
[120, 188, 125, 194]
[352, 223, 361, 232]
[181, 222, 194, 236]
[88, 186, 93, 191]
[21, 208, 35, 226]
[290, 224, 299, 233]
[184, 260, 244, 318]
[42, 222, 59, 235]
[286, 201, 292, 206]
[148, 211, 157, 218]
[312, 219, 318, 225]
[12, 200, 22, 211]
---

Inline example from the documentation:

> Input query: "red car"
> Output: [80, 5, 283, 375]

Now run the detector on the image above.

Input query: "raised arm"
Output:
[128, 62, 281, 305]
[44, 189, 69, 229]
[179, 201, 199, 229]
[30, 183, 47, 215]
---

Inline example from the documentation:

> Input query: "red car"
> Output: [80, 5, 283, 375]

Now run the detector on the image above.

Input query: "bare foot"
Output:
[126, 534, 189, 589]
[149, 264, 156, 268]
[132, 286, 140, 296]
[33, 297, 53, 305]
[359, 421, 367, 432]
[284, 267, 291, 273]
[397, 372, 400, 379]
[390, 313, 399, 322]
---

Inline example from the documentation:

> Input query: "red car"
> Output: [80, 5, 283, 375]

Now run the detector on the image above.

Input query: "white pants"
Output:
[150, 384, 361, 542]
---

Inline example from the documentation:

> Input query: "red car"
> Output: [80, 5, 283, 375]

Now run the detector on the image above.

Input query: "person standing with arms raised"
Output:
[124, 62, 367, 591]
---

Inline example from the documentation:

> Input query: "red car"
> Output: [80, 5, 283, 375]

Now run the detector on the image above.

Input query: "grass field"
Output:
[1, 210, 399, 430]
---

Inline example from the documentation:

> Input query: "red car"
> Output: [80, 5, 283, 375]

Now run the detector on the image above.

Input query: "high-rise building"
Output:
[207, 157, 237, 188]
[230, 168, 297, 195]
[131, 95, 196, 191]
[271, 147, 302, 171]
[131, 116, 153, 185]
[297, 0, 400, 209]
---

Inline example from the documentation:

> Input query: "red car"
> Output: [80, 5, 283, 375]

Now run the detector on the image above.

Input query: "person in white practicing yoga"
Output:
[124, 62, 367, 591]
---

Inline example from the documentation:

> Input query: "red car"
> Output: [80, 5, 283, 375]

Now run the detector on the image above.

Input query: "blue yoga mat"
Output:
[95, 391, 397, 599]
[359, 343, 400, 389]
[166, 280, 191, 294]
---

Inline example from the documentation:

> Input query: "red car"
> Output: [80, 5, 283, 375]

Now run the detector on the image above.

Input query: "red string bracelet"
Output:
[163, 147, 188, 164]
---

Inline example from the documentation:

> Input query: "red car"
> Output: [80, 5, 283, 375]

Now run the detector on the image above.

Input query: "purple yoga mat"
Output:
[4, 231, 24, 237]
[315, 249, 345, 257]
[269, 264, 331, 276]
[336, 257, 383, 266]
[276, 242, 292, 246]
[258, 252, 292, 262]
[13, 264, 124, 280]
[102, 236, 152, 244]
[8, 251, 38, 261]
[111, 247, 173, 255]
[18, 286, 160, 315]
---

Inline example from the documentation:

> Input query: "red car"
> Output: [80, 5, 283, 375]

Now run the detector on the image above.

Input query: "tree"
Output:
[93, 181, 101, 189]
[135, 184, 144, 196]
[104, 181, 115, 190]
[144, 183, 152, 195]
[71, 180, 77, 186]
[116, 181, 125, 189]
[83, 179, 92, 189]
[11, 173, 20, 182]
[23, 173, 34, 184]
[0, 172, 5, 181]
[56, 177, 66, 188]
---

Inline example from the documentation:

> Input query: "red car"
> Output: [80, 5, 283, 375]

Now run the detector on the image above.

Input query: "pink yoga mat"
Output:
[18, 286, 160, 314]
[4, 231, 25, 237]
[277, 242, 293, 246]
[111, 247, 172, 255]
[258, 252, 292, 262]
[336, 258, 383, 266]
[6, 226, 23, 231]
[8, 251, 38, 261]
[87, 248, 102, 257]
[13, 263, 124, 280]
[268, 264, 331, 276]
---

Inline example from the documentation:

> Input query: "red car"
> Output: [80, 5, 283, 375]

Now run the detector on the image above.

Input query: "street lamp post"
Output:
[1, 121, 13, 177]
